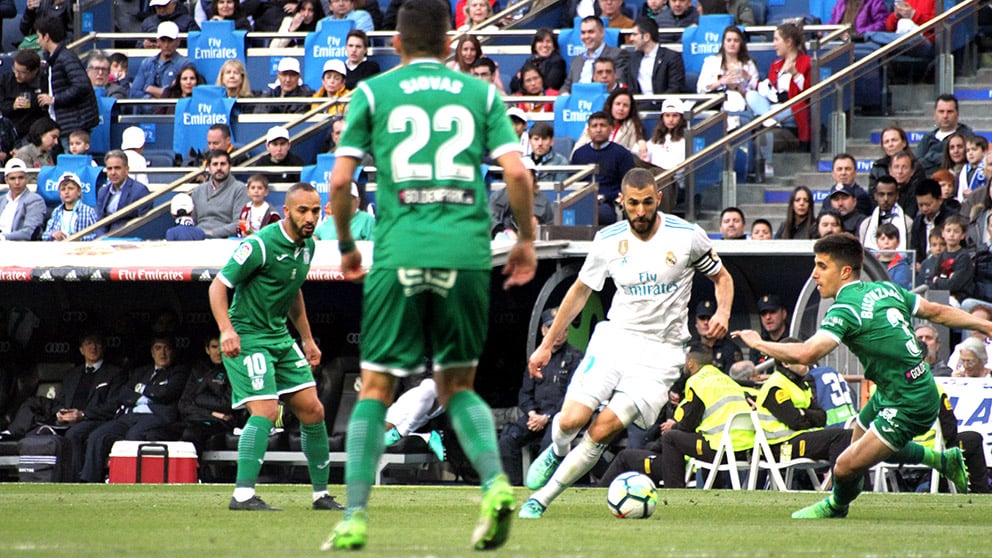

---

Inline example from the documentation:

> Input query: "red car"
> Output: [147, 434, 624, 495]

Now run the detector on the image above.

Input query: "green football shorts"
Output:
[360, 267, 489, 376]
[226, 332, 316, 409]
[858, 380, 939, 451]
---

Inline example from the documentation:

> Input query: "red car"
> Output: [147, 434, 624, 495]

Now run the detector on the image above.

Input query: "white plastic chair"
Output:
[870, 419, 951, 494]
[686, 411, 787, 490]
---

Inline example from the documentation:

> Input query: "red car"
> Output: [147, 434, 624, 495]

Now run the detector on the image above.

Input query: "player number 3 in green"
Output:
[243, 353, 267, 390]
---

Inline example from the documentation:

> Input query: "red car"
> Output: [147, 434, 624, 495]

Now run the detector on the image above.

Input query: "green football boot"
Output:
[791, 498, 849, 519]
[472, 474, 515, 551]
[322, 509, 369, 551]
[940, 446, 970, 494]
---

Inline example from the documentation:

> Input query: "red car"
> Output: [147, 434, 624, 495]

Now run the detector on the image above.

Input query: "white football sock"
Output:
[532, 432, 606, 507]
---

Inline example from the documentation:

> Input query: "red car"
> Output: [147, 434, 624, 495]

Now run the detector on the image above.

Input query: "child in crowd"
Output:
[166, 193, 206, 241]
[42, 172, 98, 241]
[238, 174, 282, 237]
[120, 126, 149, 184]
[958, 135, 988, 203]
[312, 59, 351, 116]
[931, 169, 960, 214]
[929, 214, 974, 305]
[67, 130, 90, 155]
[109, 53, 132, 91]
[750, 219, 773, 240]
[916, 227, 945, 287]
[507, 107, 530, 156]
[875, 223, 911, 289]
[646, 99, 687, 171]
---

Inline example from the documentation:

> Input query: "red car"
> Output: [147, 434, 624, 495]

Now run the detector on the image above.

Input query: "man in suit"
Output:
[560, 15, 630, 94]
[78, 335, 188, 482]
[0, 158, 46, 241]
[95, 150, 152, 236]
[627, 17, 685, 102]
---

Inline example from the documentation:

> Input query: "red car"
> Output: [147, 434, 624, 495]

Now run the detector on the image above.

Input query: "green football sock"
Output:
[447, 389, 502, 485]
[301, 421, 330, 492]
[236, 415, 274, 489]
[887, 442, 926, 466]
[830, 471, 864, 508]
[344, 399, 386, 511]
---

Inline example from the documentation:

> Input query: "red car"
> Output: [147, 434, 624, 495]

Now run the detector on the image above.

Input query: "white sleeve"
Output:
[689, 224, 722, 276]
[578, 237, 609, 291]
[696, 56, 721, 94]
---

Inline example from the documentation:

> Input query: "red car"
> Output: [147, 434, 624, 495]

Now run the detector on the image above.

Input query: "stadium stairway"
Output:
[697, 50, 992, 234]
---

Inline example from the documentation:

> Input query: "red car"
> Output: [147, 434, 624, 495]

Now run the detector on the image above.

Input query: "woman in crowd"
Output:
[157, 63, 206, 115]
[697, 25, 759, 129]
[942, 131, 968, 179]
[645, 99, 687, 171]
[868, 126, 912, 191]
[510, 28, 566, 92]
[210, 0, 252, 30]
[815, 209, 844, 238]
[447, 35, 482, 72]
[454, 0, 497, 28]
[14, 117, 59, 168]
[776, 185, 815, 239]
[952, 337, 990, 378]
[745, 22, 811, 175]
[513, 63, 557, 113]
[574, 89, 647, 159]
[458, 0, 495, 30]
[828, 0, 888, 37]
[344, 29, 380, 90]
[269, 0, 324, 48]
[215, 59, 256, 113]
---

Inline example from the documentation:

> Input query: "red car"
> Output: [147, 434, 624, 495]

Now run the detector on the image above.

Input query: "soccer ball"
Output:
[606, 471, 658, 519]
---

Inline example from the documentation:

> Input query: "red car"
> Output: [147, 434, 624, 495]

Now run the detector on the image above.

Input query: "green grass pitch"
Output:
[1, 484, 992, 557]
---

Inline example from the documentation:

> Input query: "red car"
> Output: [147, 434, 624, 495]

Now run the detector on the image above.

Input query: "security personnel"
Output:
[754, 338, 850, 478]
[660, 343, 754, 488]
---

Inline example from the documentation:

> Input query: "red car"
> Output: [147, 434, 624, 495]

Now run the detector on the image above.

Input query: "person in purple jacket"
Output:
[829, 0, 889, 37]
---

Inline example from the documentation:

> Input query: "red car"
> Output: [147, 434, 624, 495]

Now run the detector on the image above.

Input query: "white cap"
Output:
[58, 171, 82, 187]
[661, 99, 683, 114]
[322, 59, 347, 77]
[4, 158, 27, 174]
[170, 193, 194, 216]
[506, 107, 527, 123]
[121, 126, 146, 150]
[265, 126, 290, 144]
[156, 21, 179, 40]
[277, 57, 301, 74]
[149, 0, 173, 6]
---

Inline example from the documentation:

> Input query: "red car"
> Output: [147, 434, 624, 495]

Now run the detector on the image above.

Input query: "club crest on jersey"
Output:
[618, 240, 628, 257]
[233, 242, 252, 265]
[665, 251, 676, 266]
[303, 248, 311, 265]
[291, 268, 297, 280]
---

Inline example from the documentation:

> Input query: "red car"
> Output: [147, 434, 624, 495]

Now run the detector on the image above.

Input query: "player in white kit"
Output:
[519, 168, 734, 518]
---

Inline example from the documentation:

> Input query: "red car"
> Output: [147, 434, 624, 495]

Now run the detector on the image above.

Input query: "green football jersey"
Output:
[336, 58, 521, 270]
[217, 222, 315, 336]
[818, 281, 930, 404]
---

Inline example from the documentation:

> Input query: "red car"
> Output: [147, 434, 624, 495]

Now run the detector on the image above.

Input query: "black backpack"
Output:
[18, 426, 72, 482]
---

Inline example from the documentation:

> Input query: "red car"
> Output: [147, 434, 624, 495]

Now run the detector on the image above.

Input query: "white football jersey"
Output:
[578, 213, 722, 344]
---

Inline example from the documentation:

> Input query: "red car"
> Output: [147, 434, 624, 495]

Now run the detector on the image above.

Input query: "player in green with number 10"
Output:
[323, 0, 537, 551]
[734, 233, 992, 519]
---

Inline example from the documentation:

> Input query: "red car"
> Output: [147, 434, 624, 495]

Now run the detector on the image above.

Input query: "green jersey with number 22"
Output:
[336, 59, 521, 270]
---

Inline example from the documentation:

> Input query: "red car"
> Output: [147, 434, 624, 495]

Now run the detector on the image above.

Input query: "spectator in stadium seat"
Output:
[327, 0, 375, 32]
[253, 126, 304, 184]
[826, 184, 867, 236]
[158, 63, 206, 115]
[569, 111, 635, 224]
[890, 149, 926, 219]
[0, 158, 46, 241]
[868, 126, 913, 193]
[915, 95, 974, 178]
[910, 178, 956, 266]
[315, 181, 374, 240]
[35, 16, 100, 150]
[509, 28, 566, 93]
[499, 308, 580, 485]
[958, 136, 988, 205]
[343, 29, 381, 90]
[951, 337, 988, 378]
[696, 25, 757, 125]
[269, 0, 324, 48]
[85, 50, 128, 100]
[312, 59, 351, 116]
[656, 0, 699, 37]
[915, 324, 951, 377]
[828, 0, 888, 38]
[874, 223, 912, 290]
[941, 131, 968, 181]
[928, 214, 973, 305]
[447, 35, 482, 73]
[629, 17, 685, 102]
[560, 15, 630, 94]
[490, 157, 553, 240]
[528, 122, 570, 183]
[916, 228, 944, 288]
[820, 153, 873, 217]
[191, 149, 249, 238]
[383, 0, 452, 29]
[13, 117, 59, 169]
[933, 169, 962, 218]
[20, 0, 72, 45]
[209, 0, 253, 30]
[95, 150, 153, 236]
[514, 63, 557, 113]
[238, 174, 282, 236]
[961, 151, 992, 221]
[42, 172, 99, 241]
[591, 58, 625, 92]
[777, 185, 815, 239]
[458, 0, 496, 31]
[859, 175, 911, 251]
[130, 21, 190, 101]
[470, 57, 508, 95]
[815, 209, 844, 239]
[140, 0, 199, 48]
[581, 90, 646, 159]
[645, 98, 687, 172]
[264, 58, 314, 114]
[719, 206, 746, 239]
[454, 0, 496, 29]
[599, 0, 633, 29]
[864, 0, 935, 60]
[215, 59, 257, 115]
[0, 49, 47, 148]
[78, 335, 189, 482]
[165, 193, 207, 241]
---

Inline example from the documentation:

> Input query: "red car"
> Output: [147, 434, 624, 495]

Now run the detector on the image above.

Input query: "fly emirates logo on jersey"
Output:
[621, 271, 678, 297]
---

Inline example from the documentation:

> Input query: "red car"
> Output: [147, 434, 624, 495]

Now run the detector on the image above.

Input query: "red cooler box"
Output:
[108, 441, 198, 483]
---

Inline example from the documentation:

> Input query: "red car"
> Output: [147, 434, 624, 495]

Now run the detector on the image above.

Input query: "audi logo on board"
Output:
[44, 342, 71, 354]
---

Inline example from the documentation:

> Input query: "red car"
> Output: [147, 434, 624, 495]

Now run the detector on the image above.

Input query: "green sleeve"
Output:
[217, 237, 264, 288]
[336, 83, 373, 159]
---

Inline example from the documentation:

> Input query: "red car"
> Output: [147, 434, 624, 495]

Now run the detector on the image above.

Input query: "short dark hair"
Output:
[109, 52, 128, 69]
[346, 29, 370, 47]
[206, 149, 231, 165]
[752, 218, 772, 232]
[587, 111, 609, 124]
[634, 17, 659, 43]
[875, 222, 899, 240]
[698, 0, 727, 14]
[890, 149, 914, 165]
[70, 129, 91, 143]
[581, 15, 604, 29]
[832, 153, 855, 167]
[27, 117, 59, 148]
[813, 232, 863, 276]
[397, 0, 450, 58]
[35, 16, 65, 43]
[472, 56, 496, 73]
[875, 174, 897, 188]
[935, 93, 959, 111]
[287, 182, 318, 196]
[621, 168, 656, 191]
[721, 206, 745, 222]
[208, 123, 232, 139]
[943, 214, 969, 233]
[529, 122, 554, 139]
[85, 50, 109, 70]
[13, 49, 40, 71]
[593, 57, 615, 71]
[915, 178, 941, 200]
[104, 149, 128, 166]
[685, 343, 714, 366]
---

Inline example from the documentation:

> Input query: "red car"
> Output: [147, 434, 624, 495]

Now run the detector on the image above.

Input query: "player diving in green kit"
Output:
[209, 182, 343, 512]
[321, 0, 538, 550]
[734, 233, 989, 519]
